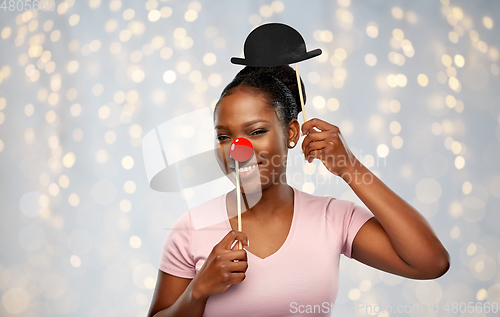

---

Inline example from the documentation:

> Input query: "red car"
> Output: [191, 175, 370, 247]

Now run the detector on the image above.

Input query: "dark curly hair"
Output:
[213, 66, 306, 135]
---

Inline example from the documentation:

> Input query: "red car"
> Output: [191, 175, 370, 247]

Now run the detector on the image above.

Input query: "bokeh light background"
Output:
[1, 0, 500, 316]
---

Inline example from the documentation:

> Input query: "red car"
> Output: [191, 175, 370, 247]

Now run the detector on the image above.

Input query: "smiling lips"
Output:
[230, 163, 262, 174]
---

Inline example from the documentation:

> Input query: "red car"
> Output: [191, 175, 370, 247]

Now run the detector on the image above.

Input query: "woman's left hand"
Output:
[301, 118, 360, 177]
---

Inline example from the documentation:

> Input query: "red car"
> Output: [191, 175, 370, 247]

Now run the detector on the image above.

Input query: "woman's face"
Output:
[214, 88, 296, 193]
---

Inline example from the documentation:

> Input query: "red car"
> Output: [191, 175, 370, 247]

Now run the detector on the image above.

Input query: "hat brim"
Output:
[231, 48, 323, 67]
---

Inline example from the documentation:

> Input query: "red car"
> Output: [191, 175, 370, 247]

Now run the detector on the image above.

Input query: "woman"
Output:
[148, 66, 450, 316]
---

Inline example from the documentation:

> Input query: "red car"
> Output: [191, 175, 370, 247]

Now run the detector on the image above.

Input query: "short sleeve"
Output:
[325, 198, 374, 259]
[158, 210, 196, 278]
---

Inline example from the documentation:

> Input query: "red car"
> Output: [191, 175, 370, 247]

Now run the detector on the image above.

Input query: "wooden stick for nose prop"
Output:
[235, 160, 242, 249]
[230, 138, 254, 250]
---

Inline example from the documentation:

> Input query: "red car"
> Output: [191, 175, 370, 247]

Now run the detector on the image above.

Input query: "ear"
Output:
[287, 119, 300, 146]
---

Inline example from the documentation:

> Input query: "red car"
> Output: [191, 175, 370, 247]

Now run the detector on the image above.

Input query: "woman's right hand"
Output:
[190, 230, 249, 300]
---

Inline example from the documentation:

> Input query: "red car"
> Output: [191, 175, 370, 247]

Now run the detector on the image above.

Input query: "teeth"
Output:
[238, 164, 258, 173]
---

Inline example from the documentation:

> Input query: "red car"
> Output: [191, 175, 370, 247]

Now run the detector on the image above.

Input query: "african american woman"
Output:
[147, 66, 450, 317]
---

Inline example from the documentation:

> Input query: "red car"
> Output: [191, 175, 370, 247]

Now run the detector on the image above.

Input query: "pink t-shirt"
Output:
[159, 187, 374, 316]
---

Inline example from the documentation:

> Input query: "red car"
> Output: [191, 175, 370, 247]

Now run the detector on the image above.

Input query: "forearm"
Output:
[341, 160, 450, 271]
[153, 283, 208, 317]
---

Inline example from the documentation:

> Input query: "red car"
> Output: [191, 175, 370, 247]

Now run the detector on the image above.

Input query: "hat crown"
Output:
[231, 23, 321, 67]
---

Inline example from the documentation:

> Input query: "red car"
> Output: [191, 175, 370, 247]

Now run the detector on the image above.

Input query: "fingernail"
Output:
[247, 239, 250, 247]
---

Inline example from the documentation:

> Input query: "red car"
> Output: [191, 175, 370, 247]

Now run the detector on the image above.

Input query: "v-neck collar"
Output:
[223, 187, 298, 264]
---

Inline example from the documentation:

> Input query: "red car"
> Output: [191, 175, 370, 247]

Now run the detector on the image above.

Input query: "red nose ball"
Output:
[230, 138, 254, 162]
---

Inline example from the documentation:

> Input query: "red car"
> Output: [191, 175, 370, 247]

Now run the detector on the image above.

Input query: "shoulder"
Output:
[189, 193, 227, 229]
[295, 188, 370, 222]
[163, 193, 226, 249]
[294, 187, 342, 212]
[166, 193, 225, 229]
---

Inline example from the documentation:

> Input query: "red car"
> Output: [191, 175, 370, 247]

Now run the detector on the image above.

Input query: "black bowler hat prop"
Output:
[231, 23, 322, 67]
[231, 23, 322, 123]
[230, 137, 254, 250]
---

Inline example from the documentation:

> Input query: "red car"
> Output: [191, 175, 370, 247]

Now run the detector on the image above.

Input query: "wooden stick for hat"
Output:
[235, 160, 243, 249]
[294, 63, 307, 123]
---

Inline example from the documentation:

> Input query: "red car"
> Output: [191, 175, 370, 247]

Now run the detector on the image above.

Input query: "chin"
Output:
[226, 171, 264, 195]
[239, 183, 263, 195]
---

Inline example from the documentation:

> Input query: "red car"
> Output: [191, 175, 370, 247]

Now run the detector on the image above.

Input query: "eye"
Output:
[251, 129, 267, 135]
[216, 129, 266, 141]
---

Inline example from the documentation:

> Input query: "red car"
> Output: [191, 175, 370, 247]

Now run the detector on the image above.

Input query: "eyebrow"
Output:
[215, 119, 269, 130]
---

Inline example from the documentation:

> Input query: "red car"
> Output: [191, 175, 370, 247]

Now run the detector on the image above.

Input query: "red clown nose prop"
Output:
[230, 138, 254, 162]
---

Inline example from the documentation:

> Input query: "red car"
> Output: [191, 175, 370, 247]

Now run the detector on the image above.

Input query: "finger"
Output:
[229, 249, 248, 262]
[227, 260, 248, 273]
[304, 139, 328, 154]
[220, 230, 249, 250]
[301, 130, 328, 153]
[305, 141, 327, 162]
[218, 230, 238, 250]
[234, 233, 249, 249]
[306, 149, 323, 163]
[233, 241, 251, 251]
[215, 249, 247, 265]
[231, 240, 246, 250]
[226, 248, 247, 263]
[301, 118, 336, 136]
[228, 249, 248, 262]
